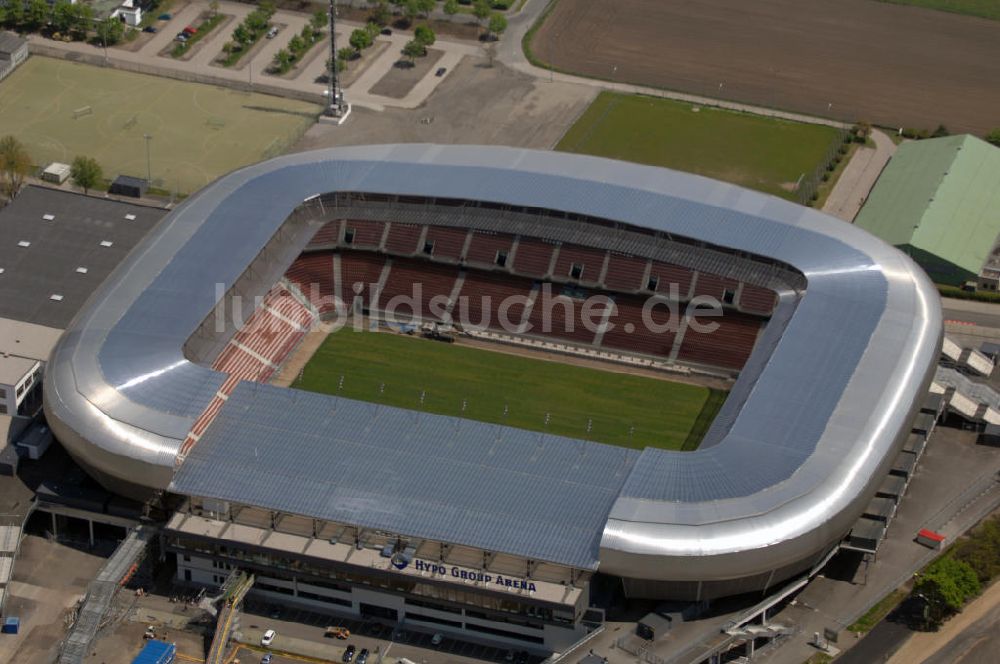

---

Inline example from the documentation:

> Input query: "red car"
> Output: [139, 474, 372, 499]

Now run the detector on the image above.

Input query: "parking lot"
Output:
[240, 598, 543, 664]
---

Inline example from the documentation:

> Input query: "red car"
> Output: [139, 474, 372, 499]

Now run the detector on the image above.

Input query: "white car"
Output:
[431, 633, 443, 646]
[261, 629, 276, 647]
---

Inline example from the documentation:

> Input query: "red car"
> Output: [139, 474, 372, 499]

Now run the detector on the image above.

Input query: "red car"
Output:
[183, 26, 198, 35]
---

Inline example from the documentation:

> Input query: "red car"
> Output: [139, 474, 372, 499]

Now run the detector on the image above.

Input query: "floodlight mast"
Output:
[326, 0, 346, 117]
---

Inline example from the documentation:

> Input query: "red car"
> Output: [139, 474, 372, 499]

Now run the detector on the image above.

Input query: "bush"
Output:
[952, 515, 1000, 584]
[984, 129, 1000, 147]
[913, 557, 980, 628]
[902, 127, 931, 140]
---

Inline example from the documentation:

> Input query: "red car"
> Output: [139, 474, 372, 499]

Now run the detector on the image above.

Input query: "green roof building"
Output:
[855, 134, 1000, 286]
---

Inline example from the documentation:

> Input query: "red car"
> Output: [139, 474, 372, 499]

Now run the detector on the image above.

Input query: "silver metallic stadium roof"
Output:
[44, 145, 941, 585]
[173, 382, 639, 570]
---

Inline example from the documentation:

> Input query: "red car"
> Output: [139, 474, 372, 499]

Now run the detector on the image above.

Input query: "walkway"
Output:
[822, 128, 896, 222]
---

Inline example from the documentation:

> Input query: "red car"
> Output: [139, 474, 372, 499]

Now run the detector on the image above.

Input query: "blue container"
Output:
[132, 639, 176, 664]
[2, 617, 19, 634]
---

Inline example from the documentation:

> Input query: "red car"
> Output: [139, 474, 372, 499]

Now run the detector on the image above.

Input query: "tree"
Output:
[311, 9, 327, 32]
[24, 0, 46, 31]
[403, 0, 419, 25]
[233, 23, 252, 45]
[349, 28, 373, 52]
[370, 0, 391, 27]
[0, 136, 31, 202]
[50, 0, 75, 34]
[70, 156, 103, 195]
[273, 48, 293, 71]
[472, 0, 491, 26]
[931, 124, 950, 138]
[913, 557, 980, 628]
[414, 24, 435, 48]
[338, 46, 355, 62]
[402, 38, 424, 63]
[443, 0, 459, 21]
[416, 0, 436, 17]
[288, 34, 305, 54]
[210, 0, 220, 17]
[364, 21, 381, 39]
[488, 11, 507, 39]
[986, 129, 1000, 148]
[96, 17, 126, 45]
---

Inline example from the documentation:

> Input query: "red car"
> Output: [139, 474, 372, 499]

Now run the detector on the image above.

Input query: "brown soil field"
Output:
[531, 0, 1000, 134]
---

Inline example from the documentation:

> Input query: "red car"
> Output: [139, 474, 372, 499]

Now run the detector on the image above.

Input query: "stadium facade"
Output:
[44, 145, 941, 652]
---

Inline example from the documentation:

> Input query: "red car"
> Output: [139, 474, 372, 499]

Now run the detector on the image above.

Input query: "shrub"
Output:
[984, 129, 1000, 147]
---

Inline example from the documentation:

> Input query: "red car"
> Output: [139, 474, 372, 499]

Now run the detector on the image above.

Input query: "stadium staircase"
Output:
[205, 569, 255, 664]
[58, 526, 153, 664]
[933, 366, 1000, 424]
[941, 334, 995, 377]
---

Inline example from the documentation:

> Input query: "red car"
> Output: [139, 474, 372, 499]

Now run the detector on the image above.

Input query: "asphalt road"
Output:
[922, 599, 1000, 664]
[943, 307, 1000, 328]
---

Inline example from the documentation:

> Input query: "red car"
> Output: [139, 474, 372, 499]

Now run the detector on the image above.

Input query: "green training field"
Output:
[0, 57, 320, 194]
[557, 91, 842, 200]
[292, 328, 725, 451]
[877, 0, 1000, 21]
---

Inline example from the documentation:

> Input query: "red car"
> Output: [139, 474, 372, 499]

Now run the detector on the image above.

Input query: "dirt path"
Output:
[888, 578, 1000, 664]
[823, 129, 896, 222]
[270, 326, 328, 387]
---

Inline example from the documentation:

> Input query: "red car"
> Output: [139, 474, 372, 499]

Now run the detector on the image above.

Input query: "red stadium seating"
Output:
[552, 245, 607, 284]
[465, 231, 515, 267]
[648, 261, 695, 301]
[604, 254, 649, 292]
[308, 221, 340, 247]
[739, 284, 778, 315]
[345, 220, 384, 248]
[455, 270, 535, 330]
[692, 272, 740, 303]
[512, 238, 554, 278]
[285, 254, 334, 312]
[374, 258, 458, 321]
[339, 251, 387, 308]
[676, 309, 762, 370]
[601, 294, 679, 358]
[385, 223, 423, 255]
[424, 226, 469, 260]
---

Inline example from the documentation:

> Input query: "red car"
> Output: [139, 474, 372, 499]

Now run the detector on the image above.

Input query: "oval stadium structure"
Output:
[44, 145, 941, 603]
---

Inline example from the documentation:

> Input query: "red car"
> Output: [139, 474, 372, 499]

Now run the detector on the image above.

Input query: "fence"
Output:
[28, 42, 328, 107]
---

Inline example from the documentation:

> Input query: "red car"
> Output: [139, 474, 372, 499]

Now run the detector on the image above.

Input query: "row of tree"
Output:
[0, 136, 103, 202]
[223, 1, 277, 63]
[272, 10, 328, 74]
[365, 0, 507, 38]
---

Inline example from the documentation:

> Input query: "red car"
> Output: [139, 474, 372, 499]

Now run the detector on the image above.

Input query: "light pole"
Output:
[326, 0, 346, 117]
[143, 134, 152, 186]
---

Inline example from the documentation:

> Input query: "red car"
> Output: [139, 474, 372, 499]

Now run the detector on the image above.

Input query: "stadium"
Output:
[43, 144, 941, 652]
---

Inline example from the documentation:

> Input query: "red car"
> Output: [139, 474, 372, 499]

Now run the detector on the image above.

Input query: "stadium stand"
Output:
[739, 284, 778, 315]
[465, 231, 515, 267]
[512, 238, 555, 278]
[338, 251, 388, 309]
[308, 220, 341, 247]
[374, 258, 459, 321]
[553, 245, 608, 284]
[345, 220, 384, 248]
[284, 254, 335, 313]
[424, 226, 469, 260]
[600, 294, 678, 358]
[692, 272, 740, 303]
[604, 253, 650, 292]
[384, 223, 423, 255]
[676, 310, 763, 370]
[648, 261, 695, 300]
[455, 269, 535, 330]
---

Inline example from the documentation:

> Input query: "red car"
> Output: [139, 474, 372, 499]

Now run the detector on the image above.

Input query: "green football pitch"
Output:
[0, 57, 319, 194]
[292, 328, 726, 451]
[557, 91, 842, 200]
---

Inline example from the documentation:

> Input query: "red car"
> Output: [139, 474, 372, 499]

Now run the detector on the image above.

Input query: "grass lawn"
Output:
[877, 0, 1000, 20]
[0, 57, 319, 193]
[557, 91, 842, 200]
[292, 328, 724, 451]
[847, 588, 909, 633]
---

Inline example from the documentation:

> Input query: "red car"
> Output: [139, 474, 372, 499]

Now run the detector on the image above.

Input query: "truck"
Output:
[132, 639, 176, 664]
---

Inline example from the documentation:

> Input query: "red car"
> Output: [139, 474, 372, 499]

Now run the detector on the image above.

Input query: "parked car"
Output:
[261, 655, 273, 664]
[380, 28, 392, 35]
[325, 626, 350, 639]
[357, 648, 369, 664]
[183, 25, 198, 35]
[175, 32, 189, 42]
[158, 13, 172, 20]
[261, 629, 276, 647]
[431, 633, 443, 646]
[266, 26, 279, 39]
[435, 67, 447, 77]
[143, 26, 157, 33]
[343, 645, 356, 663]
